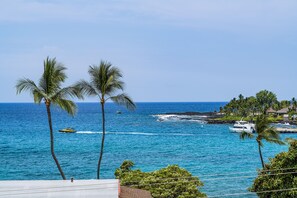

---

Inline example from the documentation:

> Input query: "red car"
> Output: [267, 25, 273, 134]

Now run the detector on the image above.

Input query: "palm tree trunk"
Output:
[97, 102, 106, 179]
[258, 142, 265, 169]
[46, 103, 66, 180]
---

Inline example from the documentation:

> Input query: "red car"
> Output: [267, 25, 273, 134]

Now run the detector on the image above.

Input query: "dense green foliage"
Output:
[240, 115, 284, 168]
[222, 90, 296, 118]
[217, 115, 283, 122]
[75, 61, 135, 179]
[115, 160, 206, 198]
[256, 90, 277, 114]
[250, 139, 297, 198]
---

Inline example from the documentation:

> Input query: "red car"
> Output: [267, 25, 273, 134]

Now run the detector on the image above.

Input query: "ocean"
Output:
[1, 102, 295, 197]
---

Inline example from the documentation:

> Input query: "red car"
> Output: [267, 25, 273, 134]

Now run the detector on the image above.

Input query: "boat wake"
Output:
[76, 131, 195, 136]
[76, 131, 100, 134]
[153, 114, 207, 124]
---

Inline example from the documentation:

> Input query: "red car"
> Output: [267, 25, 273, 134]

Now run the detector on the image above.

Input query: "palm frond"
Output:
[33, 90, 44, 104]
[265, 138, 285, 145]
[54, 99, 77, 116]
[16, 57, 81, 117]
[110, 93, 136, 111]
[51, 86, 83, 101]
[16, 78, 39, 94]
[285, 138, 296, 144]
[265, 128, 280, 139]
[80, 61, 135, 112]
[261, 128, 284, 145]
[240, 131, 254, 140]
[105, 65, 124, 94]
[75, 80, 98, 97]
[52, 64, 67, 84]
[89, 65, 104, 92]
[105, 76, 124, 94]
[16, 79, 46, 103]
[108, 65, 122, 79]
[88, 61, 124, 96]
[252, 115, 285, 148]
[255, 115, 270, 135]
[38, 76, 47, 93]
[42, 57, 67, 95]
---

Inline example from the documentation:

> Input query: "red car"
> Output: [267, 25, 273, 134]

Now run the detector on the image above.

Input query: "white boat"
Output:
[229, 120, 255, 133]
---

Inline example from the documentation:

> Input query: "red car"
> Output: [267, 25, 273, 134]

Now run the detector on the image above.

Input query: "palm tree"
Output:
[292, 97, 297, 110]
[16, 57, 81, 180]
[240, 115, 284, 169]
[247, 96, 258, 120]
[75, 61, 136, 179]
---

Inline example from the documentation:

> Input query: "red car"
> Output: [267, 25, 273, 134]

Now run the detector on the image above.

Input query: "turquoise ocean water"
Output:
[1, 102, 296, 197]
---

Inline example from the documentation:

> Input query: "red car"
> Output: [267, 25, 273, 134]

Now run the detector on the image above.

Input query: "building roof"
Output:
[276, 107, 289, 114]
[266, 108, 276, 113]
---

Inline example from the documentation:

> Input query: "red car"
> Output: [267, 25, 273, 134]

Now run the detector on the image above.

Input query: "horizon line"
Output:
[0, 101, 228, 104]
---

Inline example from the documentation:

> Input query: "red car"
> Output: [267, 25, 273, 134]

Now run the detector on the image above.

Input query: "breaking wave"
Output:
[153, 114, 207, 124]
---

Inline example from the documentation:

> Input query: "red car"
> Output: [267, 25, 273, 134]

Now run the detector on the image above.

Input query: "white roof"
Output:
[0, 180, 119, 198]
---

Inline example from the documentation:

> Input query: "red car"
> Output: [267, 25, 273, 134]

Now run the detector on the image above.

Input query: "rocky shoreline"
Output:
[162, 112, 232, 124]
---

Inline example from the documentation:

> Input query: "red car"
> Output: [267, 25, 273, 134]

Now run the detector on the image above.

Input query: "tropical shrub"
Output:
[115, 160, 206, 198]
[250, 139, 297, 198]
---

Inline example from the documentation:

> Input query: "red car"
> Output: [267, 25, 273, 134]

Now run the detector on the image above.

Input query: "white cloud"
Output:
[1, 0, 296, 102]
[1, 0, 297, 31]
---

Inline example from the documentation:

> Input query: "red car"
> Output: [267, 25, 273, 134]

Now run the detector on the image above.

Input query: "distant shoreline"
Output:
[157, 111, 228, 124]
[159, 111, 297, 125]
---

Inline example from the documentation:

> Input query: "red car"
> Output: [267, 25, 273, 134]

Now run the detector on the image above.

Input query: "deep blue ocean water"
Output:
[1, 102, 296, 197]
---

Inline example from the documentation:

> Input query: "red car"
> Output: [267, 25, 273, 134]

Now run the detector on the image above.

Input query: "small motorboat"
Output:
[116, 111, 122, 114]
[59, 128, 76, 133]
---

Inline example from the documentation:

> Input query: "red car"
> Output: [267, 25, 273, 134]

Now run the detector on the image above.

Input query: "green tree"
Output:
[280, 100, 291, 109]
[246, 96, 258, 119]
[223, 97, 238, 116]
[249, 139, 297, 198]
[272, 101, 281, 111]
[76, 61, 136, 179]
[240, 115, 284, 168]
[16, 57, 81, 180]
[115, 160, 206, 198]
[238, 94, 244, 102]
[256, 90, 277, 114]
[291, 97, 297, 110]
[219, 106, 223, 113]
[237, 94, 246, 116]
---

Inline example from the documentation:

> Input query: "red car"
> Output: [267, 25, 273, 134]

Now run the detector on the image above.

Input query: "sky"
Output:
[0, 0, 296, 102]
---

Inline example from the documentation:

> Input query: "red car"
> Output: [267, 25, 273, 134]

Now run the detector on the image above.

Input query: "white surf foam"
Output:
[153, 114, 207, 124]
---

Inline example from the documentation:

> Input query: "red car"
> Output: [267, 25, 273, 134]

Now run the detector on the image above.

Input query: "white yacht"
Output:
[229, 120, 255, 133]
